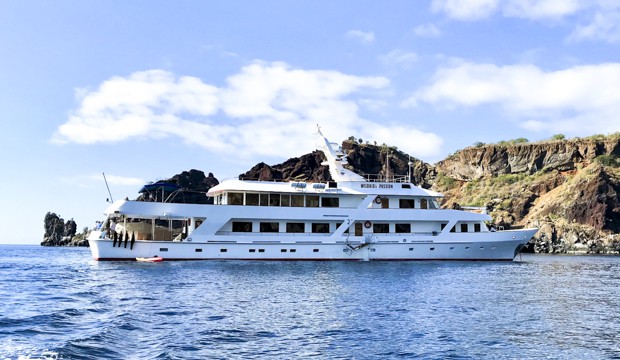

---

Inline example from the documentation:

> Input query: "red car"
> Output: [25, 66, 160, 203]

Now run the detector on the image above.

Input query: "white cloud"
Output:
[502, 0, 581, 19]
[569, 11, 620, 43]
[379, 50, 418, 70]
[406, 61, 620, 136]
[54, 62, 444, 161]
[431, 0, 500, 21]
[413, 23, 442, 37]
[345, 30, 375, 45]
[432, 0, 620, 42]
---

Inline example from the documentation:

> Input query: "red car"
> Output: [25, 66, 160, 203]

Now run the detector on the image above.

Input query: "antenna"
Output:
[102, 172, 114, 203]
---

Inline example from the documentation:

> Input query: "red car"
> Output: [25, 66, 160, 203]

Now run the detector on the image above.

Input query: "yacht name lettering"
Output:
[361, 183, 394, 189]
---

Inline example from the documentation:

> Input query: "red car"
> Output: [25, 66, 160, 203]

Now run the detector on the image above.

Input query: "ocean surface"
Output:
[1, 246, 619, 360]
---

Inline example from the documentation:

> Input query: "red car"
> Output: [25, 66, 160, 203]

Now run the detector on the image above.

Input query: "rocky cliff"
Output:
[241, 135, 620, 254]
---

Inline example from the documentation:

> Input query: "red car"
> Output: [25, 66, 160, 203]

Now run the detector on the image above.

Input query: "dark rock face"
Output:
[42, 212, 86, 247]
[239, 142, 435, 188]
[136, 169, 219, 204]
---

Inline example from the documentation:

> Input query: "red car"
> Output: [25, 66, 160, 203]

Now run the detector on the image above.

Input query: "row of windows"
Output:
[233, 221, 332, 233]
[232, 221, 484, 234]
[226, 192, 339, 208]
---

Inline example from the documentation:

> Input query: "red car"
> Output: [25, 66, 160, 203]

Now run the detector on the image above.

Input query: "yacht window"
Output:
[246, 193, 259, 206]
[395, 224, 411, 233]
[281, 194, 290, 207]
[321, 197, 339, 208]
[258, 249, 265, 253]
[286, 222, 305, 233]
[269, 194, 280, 207]
[228, 192, 244, 205]
[402, 184, 411, 189]
[461, 224, 468, 232]
[220, 249, 227, 253]
[328, 181, 337, 188]
[281, 249, 287, 252]
[337, 221, 348, 234]
[441, 223, 447, 230]
[313, 249, 319, 252]
[381, 197, 389, 209]
[260, 222, 279, 233]
[232, 221, 252, 232]
[420, 198, 428, 209]
[474, 223, 481, 232]
[306, 195, 319, 207]
[195, 248, 203, 252]
[450, 226, 456, 233]
[290, 249, 296, 253]
[312, 223, 330, 233]
[249, 249, 256, 253]
[259, 193, 269, 207]
[291, 195, 304, 207]
[373, 223, 389, 233]
[399, 199, 415, 208]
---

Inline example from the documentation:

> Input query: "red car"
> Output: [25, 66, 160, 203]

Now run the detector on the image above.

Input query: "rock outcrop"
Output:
[41, 212, 87, 247]
[136, 169, 219, 204]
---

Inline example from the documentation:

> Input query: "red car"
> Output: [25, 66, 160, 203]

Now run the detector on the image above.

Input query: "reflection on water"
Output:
[1, 246, 620, 359]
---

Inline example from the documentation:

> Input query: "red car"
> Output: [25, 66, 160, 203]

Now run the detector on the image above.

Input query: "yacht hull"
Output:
[89, 228, 536, 261]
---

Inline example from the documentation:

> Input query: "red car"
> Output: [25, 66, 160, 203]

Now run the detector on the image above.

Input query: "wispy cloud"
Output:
[53, 61, 444, 159]
[413, 23, 442, 38]
[404, 61, 620, 135]
[379, 50, 418, 70]
[345, 30, 376, 45]
[432, 0, 620, 43]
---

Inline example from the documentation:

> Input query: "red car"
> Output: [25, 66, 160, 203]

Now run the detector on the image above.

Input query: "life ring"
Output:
[364, 221, 372, 228]
[374, 197, 382, 204]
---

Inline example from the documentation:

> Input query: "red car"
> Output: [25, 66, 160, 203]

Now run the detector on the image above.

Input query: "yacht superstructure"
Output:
[88, 130, 537, 261]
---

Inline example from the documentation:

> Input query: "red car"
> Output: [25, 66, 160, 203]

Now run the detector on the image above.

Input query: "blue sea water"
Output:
[1, 246, 620, 360]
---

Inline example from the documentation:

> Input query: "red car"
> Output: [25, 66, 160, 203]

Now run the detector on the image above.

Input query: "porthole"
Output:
[281, 249, 287, 253]
[195, 248, 203, 253]
[290, 249, 296, 253]
[249, 249, 256, 253]
[220, 249, 227, 253]
[313, 249, 319, 253]
[430, 247, 435, 251]
[409, 248, 414, 251]
[160, 248, 168, 252]
[258, 249, 265, 253]
[450, 247, 454, 250]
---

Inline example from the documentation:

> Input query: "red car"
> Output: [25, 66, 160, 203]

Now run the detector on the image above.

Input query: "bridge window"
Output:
[281, 194, 290, 207]
[306, 195, 319, 207]
[232, 221, 252, 232]
[373, 223, 389, 233]
[260, 222, 279, 233]
[461, 224, 468, 232]
[291, 195, 304, 207]
[269, 194, 280, 207]
[228, 192, 244, 205]
[286, 222, 305, 233]
[395, 224, 411, 233]
[259, 193, 269, 206]
[312, 223, 329, 233]
[322, 197, 339, 207]
[420, 198, 428, 209]
[399, 199, 415, 208]
[245, 193, 259, 206]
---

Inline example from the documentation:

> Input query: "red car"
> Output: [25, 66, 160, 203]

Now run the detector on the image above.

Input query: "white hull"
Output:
[88, 228, 536, 261]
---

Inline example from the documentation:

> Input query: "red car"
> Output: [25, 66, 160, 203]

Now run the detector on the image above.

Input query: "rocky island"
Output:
[44, 134, 620, 254]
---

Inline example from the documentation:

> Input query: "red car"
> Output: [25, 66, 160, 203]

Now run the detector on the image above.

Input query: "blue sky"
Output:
[2, 0, 619, 244]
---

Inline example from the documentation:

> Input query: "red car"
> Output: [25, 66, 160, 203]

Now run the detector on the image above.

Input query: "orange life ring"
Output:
[364, 221, 372, 228]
